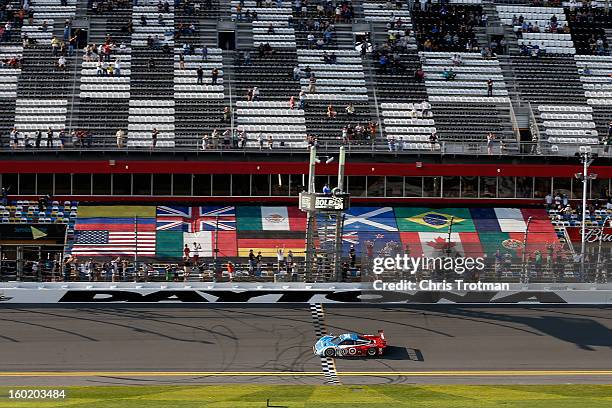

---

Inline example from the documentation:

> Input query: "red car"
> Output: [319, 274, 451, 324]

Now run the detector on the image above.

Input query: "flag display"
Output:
[156, 230, 237, 258]
[156, 206, 236, 231]
[343, 207, 398, 232]
[395, 208, 476, 232]
[237, 231, 306, 257]
[71, 206, 156, 257]
[68, 206, 561, 259]
[236, 206, 306, 231]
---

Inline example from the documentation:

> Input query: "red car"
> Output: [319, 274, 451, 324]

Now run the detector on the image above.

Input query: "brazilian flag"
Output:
[394, 208, 476, 232]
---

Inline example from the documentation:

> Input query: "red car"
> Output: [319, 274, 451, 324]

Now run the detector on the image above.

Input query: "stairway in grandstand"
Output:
[77, 0, 132, 145]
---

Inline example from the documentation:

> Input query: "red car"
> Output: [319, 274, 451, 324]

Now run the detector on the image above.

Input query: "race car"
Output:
[313, 330, 386, 357]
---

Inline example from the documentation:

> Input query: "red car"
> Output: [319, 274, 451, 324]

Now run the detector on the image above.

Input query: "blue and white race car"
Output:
[313, 331, 386, 357]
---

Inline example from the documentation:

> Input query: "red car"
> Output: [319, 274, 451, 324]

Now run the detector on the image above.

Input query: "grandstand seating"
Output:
[1, 1, 612, 152]
[538, 104, 599, 145]
[421, 52, 513, 141]
[575, 54, 612, 136]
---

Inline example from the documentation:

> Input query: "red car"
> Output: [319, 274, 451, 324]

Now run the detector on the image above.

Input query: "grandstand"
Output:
[1, 0, 611, 283]
[1, 0, 612, 151]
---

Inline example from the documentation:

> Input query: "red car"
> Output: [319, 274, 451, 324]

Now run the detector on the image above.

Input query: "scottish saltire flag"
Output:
[156, 206, 236, 232]
[343, 207, 398, 232]
[395, 208, 475, 232]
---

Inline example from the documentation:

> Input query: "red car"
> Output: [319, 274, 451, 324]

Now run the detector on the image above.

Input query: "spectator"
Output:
[605, 121, 612, 154]
[322, 183, 332, 194]
[151, 127, 159, 149]
[267, 134, 273, 149]
[116, 128, 125, 148]
[243, 50, 251, 65]
[487, 132, 495, 155]
[252, 86, 259, 100]
[299, 90, 306, 109]
[201, 133, 209, 150]
[289, 95, 295, 110]
[179, 52, 185, 69]
[46, 128, 53, 147]
[211, 67, 219, 85]
[326, 103, 337, 119]
[442, 68, 456, 80]
[293, 65, 301, 80]
[414, 67, 425, 82]
[487, 79, 493, 96]
[429, 131, 438, 151]
[308, 74, 316, 93]
[57, 55, 66, 70]
[196, 65, 203, 84]
[345, 102, 355, 116]
[114, 58, 121, 76]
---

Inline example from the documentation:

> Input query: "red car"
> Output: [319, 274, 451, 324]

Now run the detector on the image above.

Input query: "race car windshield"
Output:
[331, 337, 343, 345]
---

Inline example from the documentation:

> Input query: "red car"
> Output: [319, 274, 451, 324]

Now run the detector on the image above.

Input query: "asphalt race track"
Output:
[0, 306, 611, 385]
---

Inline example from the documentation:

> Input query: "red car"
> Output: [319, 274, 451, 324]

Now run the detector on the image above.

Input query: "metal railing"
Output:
[3, 136, 611, 158]
[2, 257, 609, 283]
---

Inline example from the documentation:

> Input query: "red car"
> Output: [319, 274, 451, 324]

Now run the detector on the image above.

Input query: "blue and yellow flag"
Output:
[395, 208, 475, 232]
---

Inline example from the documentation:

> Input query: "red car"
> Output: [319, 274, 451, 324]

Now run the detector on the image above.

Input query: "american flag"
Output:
[156, 206, 236, 232]
[71, 230, 156, 256]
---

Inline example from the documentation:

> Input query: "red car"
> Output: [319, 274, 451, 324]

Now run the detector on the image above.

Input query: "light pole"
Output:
[576, 146, 597, 281]
[521, 216, 533, 284]
[596, 215, 611, 283]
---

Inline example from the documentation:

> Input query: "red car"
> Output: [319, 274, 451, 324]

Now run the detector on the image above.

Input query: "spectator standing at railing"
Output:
[1, 187, 8, 206]
[545, 193, 553, 210]
[257, 132, 263, 150]
[604, 122, 612, 154]
[487, 132, 495, 155]
[151, 127, 159, 149]
[487, 79, 493, 97]
[116, 128, 125, 148]
[256, 251, 262, 275]
[46, 128, 53, 147]
[429, 131, 437, 151]
[211, 67, 219, 85]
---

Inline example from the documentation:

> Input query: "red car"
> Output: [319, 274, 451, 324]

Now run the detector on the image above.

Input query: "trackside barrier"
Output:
[1, 282, 612, 303]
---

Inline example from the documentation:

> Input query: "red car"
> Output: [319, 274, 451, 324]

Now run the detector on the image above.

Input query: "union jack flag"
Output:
[156, 206, 236, 232]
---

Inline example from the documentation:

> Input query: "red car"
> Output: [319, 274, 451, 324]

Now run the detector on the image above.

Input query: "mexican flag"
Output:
[156, 230, 237, 258]
[395, 208, 476, 232]
[237, 206, 306, 231]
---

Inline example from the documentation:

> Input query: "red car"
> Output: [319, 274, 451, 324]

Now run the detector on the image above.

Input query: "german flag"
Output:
[237, 231, 306, 258]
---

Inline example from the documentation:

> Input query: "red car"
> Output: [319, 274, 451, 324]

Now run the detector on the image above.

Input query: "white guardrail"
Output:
[1, 282, 612, 303]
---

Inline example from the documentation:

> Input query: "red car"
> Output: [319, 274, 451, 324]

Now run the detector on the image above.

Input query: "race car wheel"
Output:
[324, 348, 335, 357]
[367, 348, 377, 356]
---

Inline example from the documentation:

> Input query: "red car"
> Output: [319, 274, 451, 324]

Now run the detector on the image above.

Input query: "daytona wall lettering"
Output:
[54, 290, 568, 304]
